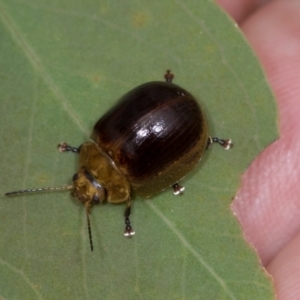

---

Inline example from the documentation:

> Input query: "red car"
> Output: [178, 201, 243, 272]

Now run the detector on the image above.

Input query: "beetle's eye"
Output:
[92, 194, 100, 204]
[72, 173, 79, 181]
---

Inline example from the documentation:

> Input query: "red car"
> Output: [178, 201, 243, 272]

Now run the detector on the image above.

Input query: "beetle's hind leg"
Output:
[207, 137, 232, 150]
[172, 183, 185, 195]
[124, 198, 135, 237]
[164, 70, 174, 83]
[58, 142, 81, 153]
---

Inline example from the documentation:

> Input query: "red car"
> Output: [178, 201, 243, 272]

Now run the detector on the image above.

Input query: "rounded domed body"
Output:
[91, 81, 208, 198]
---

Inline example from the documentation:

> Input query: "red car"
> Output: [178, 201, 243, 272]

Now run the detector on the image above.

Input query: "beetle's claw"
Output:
[124, 228, 135, 237]
[124, 215, 135, 237]
[58, 142, 68, 152]
[222, 139, 233, 150]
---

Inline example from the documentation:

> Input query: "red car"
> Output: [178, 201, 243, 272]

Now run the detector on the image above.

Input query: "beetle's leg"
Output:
[58, 142, 80, 153]
[172, 183, 185, 195]
[164, 70, 174, 83]
[124, 198, 135, 237]
[207, 137, 232, 150]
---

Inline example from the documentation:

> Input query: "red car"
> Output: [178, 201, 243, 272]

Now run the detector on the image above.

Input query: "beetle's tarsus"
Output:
[207, 137, 233, 150]
[164, 70, 174, 83]
[58, 142, 80, 153]
[172, 183, 185, 195]
[124, 199, 135, 237]
[124, 217, 135, 237]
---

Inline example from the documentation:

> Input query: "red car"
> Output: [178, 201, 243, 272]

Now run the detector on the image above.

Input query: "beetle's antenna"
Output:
[5, 185, 74, 196]
[85, 203, 94, 252]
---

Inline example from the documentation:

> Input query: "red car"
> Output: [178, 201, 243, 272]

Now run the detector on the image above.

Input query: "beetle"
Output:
[5, 70, 232, 251]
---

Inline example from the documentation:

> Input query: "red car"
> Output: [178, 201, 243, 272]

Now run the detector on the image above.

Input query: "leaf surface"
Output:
[0, 0, 276, 299]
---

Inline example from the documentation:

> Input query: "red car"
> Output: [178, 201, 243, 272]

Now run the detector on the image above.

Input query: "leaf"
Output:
[0, 0, 276, 299]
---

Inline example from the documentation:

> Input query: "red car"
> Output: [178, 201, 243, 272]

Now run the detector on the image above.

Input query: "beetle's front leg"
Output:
[58, 142, 81, 153]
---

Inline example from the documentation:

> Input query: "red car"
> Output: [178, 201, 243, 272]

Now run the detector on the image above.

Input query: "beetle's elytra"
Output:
[5, 71, 232, 251]
[91, 80, 208, 198]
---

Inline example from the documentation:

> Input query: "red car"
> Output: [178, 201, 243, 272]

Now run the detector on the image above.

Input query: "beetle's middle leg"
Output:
[206, 137, 232, 150]
[124, 198, 135, 237]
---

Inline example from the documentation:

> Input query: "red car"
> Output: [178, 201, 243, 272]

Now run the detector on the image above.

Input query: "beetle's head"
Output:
[71, 167, 107, 252]
[72, 167, 106, 208]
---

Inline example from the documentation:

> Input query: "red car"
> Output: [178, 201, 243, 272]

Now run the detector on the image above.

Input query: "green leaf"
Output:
[0, 0, 276, 299]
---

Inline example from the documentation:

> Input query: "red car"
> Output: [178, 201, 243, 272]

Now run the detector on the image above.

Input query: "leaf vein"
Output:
[0, 257, 45, 300]
[147, 201, 237, 300]
[0, 1, 89, 136]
